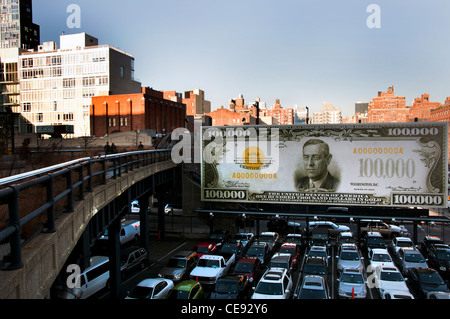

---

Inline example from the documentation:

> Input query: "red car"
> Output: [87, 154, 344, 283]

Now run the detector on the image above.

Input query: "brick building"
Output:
[182, 88, 211, 116]
[409, 93, 441, 121]
[430, 97, 450, 122]
[90, 87, 186, 136]
[205, 106, 257, 126]
[368, 86, 410, 123]
[260, 98, 294, 125]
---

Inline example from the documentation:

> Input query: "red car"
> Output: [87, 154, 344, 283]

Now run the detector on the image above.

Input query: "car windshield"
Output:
[255, 282, 282, 295]
[299, 288, 327, 299]
[367, 238, 385, 245]
[341, 273, 364, 284]
[404, 253, 425, 263]
[247, 247, 264, 257]
[221, 244, 237, 253]
[339, 238, 355, 244]
[372, 253, 392, 262]
[259, 236, 274, 243]
[303, 264, 327, 275]
[270, 261, 289, 269]
[309, 251, 327, 259]
[196, 246, 209, 253]
[215, 280, 238, 293]
[397, 241, 413, 247]
[167, 289, 190, 299]
[128, 286, 153, 299]
[166, 258, 186, 268]
[340, 251, 359, 261]
[279, 248, 294, 256]
[436, 251, 450, 261]
[380, 271, 404, 281]
[418, 272, 445, 285]
[198, 259, 220, 268]
[234, 262, 254, 273]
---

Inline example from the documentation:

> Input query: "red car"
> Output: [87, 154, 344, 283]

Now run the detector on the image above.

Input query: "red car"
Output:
[232, 257, 262, 285]
[278, 243, 302, 270]
[193, 242, 218, 257]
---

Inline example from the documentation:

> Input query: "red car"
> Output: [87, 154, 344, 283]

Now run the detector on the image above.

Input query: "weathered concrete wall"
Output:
[0, 160, 176, 299]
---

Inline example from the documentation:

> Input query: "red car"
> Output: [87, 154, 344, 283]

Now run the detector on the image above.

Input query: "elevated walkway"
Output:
[0, 150, 176, 299]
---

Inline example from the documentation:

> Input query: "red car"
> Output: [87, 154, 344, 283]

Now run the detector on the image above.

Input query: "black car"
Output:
[120, 247, 149, 278]
[420, 236, 445, 258]
[301, 256, 329, 284]
[426, 244, 450, 280]
[407, 267, 450, 299]
[209, 274, 251, 299]
[360, 232, 386, 252]
[208, 230, 231, 246]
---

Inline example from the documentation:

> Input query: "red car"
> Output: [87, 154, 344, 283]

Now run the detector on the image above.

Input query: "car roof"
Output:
[306, 256, 327, 264]
[399, 247, 420, 253]
[236, 257, 259, 264]
[341, 268, 363, 275]
[172, 250, 197, 258]
[137, 278, 168, 287]
[367, 231, 383, 237]
[340, 243, 358, 250]
[372, 248, 389, 254]
[262, 269, 287, 281]
[271, 253, 291, 261]
[395, 237, 413, 242]
[280, 243, 297, 248]
[380, 266, 399, 272]
[173, 280, 199, 290]
[339, 232, 354, 237]
[302, 275, 325, 289]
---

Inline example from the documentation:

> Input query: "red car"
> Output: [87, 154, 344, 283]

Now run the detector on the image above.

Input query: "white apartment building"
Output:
[312, 102, 342, 124]
[16, 32, 141, 137]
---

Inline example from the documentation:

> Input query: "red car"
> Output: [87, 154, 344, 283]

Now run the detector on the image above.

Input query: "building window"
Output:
[120, 66, 124, 78]
[23, 103, 31, 112]
[37, 113, 43, 122]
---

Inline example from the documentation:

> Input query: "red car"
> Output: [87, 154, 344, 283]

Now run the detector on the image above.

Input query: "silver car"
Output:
[338, 268, 367, 299]
[158, 250, 199, 282]
[396, 247, 428, 276]
[336, 244, 364, 274]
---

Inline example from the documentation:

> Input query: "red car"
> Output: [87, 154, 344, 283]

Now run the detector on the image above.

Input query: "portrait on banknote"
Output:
[200, 123, 448, 208]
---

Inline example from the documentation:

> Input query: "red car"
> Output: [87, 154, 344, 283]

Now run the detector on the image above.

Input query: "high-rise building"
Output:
[0, 0, 40, 132]
[17, 32, 141, 137]
[0, 0, 40, 50]
[367, 86, 409, 123]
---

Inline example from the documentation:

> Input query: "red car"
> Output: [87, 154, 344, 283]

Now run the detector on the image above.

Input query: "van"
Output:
[76, 256, 110, 299]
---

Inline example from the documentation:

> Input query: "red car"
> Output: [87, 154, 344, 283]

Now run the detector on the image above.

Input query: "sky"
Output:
[33, 0, 450, 117]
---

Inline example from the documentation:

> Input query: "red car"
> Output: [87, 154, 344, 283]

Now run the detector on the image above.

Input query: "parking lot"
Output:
[90, 214, 450, 300]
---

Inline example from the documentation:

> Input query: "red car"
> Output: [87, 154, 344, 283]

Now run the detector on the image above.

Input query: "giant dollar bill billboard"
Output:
[200, 122, 448, 208]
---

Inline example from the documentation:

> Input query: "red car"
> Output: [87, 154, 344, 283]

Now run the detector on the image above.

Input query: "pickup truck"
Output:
[99, 220, 140, 245]
[190, 253, 235, 285]
[359, 219, 402, 239]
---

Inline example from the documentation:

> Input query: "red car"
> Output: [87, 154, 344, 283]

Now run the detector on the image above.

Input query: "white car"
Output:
[373, 266, 412, 298]
[368, 248, 395, 271]
[126, 278, 174, 299]
[389, 237, 415, 257]
[251, 268, 292, 299]
[382, 290, 414, 299]
[308, 221, 350, 237]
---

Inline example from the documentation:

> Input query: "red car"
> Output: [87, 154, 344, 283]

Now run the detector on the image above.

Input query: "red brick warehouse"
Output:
[90, 87, 186, 136]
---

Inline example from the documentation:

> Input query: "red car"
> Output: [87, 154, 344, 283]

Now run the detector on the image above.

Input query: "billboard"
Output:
[200, 122, 448, 208]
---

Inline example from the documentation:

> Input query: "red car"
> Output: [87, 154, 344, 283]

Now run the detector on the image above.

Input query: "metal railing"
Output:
[0, 149, 172, 270]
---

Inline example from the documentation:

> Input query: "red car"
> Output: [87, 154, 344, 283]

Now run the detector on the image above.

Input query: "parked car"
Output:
[120, 247, 149, 278]
[359, 219, 403, 239]
[383, 290, 414, 299]
[232, 232, 255, 251]
[309, 227, 330, 247]
[427, 291, 450, 299]
[373, 265, 412, 299]
[336, 243, 364, 275]
[407, 267, 450, 299]
[306, 246, 330, 266]
[245, 242, 270, 266]
[76, 256, 110, 299]
[257, 231, 280, 252]
[420, 235, 445, 258]
[301, 256, 329, 284]
[232, 257, 262, 285]
[296, 275, 330, 299]
[308, 220, 350, 238]
[278, 242, 302, 270]
[193, 242, 218, 258]
[396, 247, 428, 277]
[251, 268, 293, 299]
[426, 243, 450, 280]
[208, 230, 231, 246]
[285, 233, 304, 247]
[126, 278, 174, 299]
[337, 231, 356, 247]
[368, 248, 395, 271]
[220, 240, 244, 260]
[388, 237, 415, 258]
[210, 274, 252, 299]
[337, 268, 367, 299]
[158, 250, 199, 282]
[268, 253, 293, 274]
[360, 231, 386, 252]
[190, 254, 235, 285]
[166, 280, 204, 299]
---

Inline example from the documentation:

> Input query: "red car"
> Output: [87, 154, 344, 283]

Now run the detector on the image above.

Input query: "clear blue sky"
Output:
[33, 0, 450, 117]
